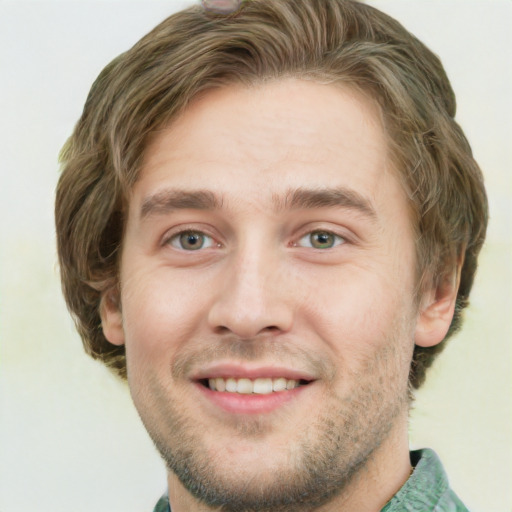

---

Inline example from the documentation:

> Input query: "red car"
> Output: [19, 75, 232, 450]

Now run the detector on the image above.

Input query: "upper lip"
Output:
[191, 363, 317, 382]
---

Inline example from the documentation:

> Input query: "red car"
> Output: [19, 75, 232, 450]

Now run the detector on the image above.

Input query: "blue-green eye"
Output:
[297, 230, 344, 249]
[169, 231, 215, 251]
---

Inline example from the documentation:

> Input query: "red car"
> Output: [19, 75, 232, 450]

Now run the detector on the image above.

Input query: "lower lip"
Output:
[196, 382, 309, 414]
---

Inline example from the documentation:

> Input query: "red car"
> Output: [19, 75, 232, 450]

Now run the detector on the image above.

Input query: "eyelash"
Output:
[164, 229, 219, 251]
[163, 227, 347, 252]
[293, 230, 346, 249]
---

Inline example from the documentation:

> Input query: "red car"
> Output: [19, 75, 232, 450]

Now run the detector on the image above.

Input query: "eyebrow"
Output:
[280, 187, 377, 219]
[140, 186, 376, 220]
[141, 189, 222, 219]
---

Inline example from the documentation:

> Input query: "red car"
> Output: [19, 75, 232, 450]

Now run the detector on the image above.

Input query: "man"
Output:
[55, 0, 488, 510]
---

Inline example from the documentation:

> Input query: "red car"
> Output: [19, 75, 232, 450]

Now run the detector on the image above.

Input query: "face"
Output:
[103, 80, 428, 511]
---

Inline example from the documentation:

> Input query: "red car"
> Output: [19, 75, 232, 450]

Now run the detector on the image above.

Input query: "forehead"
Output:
[134, 79, 405, 219]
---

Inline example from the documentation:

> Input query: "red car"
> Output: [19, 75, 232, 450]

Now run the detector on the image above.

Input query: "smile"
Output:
[193, 365, 316, 414]
[206, 377, 304, 394]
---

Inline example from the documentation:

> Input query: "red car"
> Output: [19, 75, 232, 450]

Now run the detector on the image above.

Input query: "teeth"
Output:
[207, 377, 302, 394]
[237, 378, 253, 394]
[272, 377, 287, 392]
[286, 379, 296, 390]
[253, 378, 273, 394]
[225, 378, 237, 392]
[215, 377, 226, 392]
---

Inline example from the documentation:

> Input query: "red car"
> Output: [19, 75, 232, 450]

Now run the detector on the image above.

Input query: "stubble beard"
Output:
[132, 336, 412, 512]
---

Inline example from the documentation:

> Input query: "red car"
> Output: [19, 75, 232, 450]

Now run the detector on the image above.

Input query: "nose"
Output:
[207, 247, 294, 339]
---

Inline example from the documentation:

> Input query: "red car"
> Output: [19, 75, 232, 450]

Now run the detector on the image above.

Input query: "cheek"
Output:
[299, 261, 415, 356]
[120, 265, 211, 363]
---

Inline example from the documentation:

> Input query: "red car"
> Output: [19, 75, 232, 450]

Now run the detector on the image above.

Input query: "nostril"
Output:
[212, 325, 230, 334]
[212, 324, 282, 337]
[208, 294, 293, 338]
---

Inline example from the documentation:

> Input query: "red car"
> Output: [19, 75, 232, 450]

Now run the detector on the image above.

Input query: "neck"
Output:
[318, 413, 412, 511]
[167, 413, 412, 512]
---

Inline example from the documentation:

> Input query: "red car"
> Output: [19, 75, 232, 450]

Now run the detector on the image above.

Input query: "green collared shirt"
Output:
[153, 449, 469, 512]
[382, 449, 469, 512]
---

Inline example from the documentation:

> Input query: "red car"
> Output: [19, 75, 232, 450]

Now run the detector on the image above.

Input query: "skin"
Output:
[101, 79, 458, 511]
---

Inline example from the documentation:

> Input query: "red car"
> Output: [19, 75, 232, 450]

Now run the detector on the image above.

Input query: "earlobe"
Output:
[414, 263, 462, 348]
[99, 289, 125, 346]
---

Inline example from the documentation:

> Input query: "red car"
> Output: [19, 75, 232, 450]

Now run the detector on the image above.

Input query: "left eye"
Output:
[168, 231, 215, 251]
[296, 230, 345, 249]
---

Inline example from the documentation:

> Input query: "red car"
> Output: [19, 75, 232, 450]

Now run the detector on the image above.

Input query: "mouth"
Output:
[198, 376, 311, 394]
[193, 366, 316, 414]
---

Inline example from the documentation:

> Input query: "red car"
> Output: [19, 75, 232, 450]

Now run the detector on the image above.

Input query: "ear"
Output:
[99, 288, 125, 346]
[414, 260, 463, 348]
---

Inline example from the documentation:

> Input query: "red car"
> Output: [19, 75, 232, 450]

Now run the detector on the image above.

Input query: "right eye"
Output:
[168, 230, 215, 251]
[295, 230, 345, 250]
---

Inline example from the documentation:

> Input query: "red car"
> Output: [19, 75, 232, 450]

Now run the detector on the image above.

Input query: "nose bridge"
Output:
[208, 234, 293, 337]
[235, 245, 275, 307]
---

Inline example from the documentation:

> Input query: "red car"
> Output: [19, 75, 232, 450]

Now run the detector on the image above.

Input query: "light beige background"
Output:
[0, 1, 510, 511]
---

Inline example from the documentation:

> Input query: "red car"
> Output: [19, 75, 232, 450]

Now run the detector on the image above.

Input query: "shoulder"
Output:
[152, 493, 170, 512]
[382, 449, 470, 512]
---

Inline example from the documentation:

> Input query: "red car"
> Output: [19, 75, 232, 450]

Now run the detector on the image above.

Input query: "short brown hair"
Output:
[55, 0, 488, 388]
